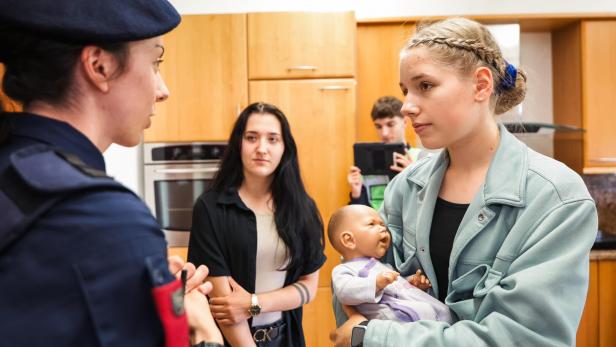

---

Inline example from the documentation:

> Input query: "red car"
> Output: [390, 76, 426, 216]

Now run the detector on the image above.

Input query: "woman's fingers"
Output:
[198, 281, 213, 296]
[185, 264, 209, 292]
[215, 318, 235, 326]
[210, 309, 228, 318]
[208, 296, 229, 306]
[167, 255, 184, 275]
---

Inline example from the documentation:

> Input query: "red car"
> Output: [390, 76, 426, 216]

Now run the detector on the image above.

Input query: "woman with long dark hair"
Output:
[188, 102, 326, 347]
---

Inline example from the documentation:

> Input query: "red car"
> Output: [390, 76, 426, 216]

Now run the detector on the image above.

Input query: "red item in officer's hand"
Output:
[151, 278, 189, 347]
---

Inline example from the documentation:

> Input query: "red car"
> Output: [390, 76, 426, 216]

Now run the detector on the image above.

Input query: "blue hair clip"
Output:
[498, 62, 517, 92]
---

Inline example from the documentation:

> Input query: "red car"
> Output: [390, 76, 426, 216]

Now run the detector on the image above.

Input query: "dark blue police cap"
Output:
[0, 0, 181, 43]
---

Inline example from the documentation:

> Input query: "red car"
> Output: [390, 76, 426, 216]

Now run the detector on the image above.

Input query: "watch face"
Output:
[249, 305, 261, 316]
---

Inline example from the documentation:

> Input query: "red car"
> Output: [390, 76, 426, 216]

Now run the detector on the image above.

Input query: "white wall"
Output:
[103, 144, 143, 196]
[353, 0, 616, 20]
[519, 32, 553, 124]
[169, 0, 616, 17]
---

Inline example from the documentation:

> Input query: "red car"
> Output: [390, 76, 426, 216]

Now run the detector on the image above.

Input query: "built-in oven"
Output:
[144, 142, 226, 246]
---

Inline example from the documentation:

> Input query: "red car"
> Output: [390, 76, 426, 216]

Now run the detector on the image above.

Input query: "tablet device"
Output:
[353, 142, 406, 177]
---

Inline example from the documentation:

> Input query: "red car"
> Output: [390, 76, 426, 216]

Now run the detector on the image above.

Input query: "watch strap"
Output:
[351, 320, 369, 347]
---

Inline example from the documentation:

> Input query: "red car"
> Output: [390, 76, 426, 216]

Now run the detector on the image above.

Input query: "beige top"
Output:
[252, 213, 289, 326]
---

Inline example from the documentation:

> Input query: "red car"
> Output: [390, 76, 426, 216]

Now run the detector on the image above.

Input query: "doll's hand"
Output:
[376, 271, 399, 292]
[407, 269, 431, 291]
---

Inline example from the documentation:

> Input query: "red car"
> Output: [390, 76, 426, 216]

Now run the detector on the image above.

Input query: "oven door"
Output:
[144, 164, 218, 246]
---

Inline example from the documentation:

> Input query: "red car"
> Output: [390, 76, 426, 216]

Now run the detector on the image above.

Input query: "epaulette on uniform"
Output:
[0, 144, 130, 253]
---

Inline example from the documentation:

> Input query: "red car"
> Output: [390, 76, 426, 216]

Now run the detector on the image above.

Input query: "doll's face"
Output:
[345, 205, 391, 259]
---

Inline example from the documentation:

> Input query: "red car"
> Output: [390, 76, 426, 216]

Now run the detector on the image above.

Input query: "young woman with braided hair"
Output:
[331, 17, 597, 347]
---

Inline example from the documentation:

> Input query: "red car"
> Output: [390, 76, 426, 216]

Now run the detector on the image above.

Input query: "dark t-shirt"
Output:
[429, 197, 469, 302]
[187, 188, 326, 347]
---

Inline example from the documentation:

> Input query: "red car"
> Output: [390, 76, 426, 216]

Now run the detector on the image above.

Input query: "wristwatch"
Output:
[351, 320, 369, 347]
[248, 293, 261, 316]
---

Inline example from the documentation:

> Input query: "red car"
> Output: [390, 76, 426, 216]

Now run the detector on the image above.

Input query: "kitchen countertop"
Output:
[589, 231, 616, 260]
[590, 249, 616, 260]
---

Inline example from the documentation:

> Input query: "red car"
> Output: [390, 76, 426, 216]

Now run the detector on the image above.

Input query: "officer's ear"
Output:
[79, 45, 120, 93]
[340, 230, 356, 250]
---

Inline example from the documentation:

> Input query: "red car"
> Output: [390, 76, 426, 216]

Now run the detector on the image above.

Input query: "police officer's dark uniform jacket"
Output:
[0, 1, 210, 346]
[0, 114, 177, 345]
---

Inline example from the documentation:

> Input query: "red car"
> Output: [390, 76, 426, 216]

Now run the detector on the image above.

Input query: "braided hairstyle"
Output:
[403, 17, 527, 115]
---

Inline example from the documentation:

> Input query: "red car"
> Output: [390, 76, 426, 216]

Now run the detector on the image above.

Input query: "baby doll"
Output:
[328, 204, 452, 323]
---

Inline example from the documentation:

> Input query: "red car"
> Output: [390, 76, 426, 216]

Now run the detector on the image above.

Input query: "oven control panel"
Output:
[144, 142, 227, 164]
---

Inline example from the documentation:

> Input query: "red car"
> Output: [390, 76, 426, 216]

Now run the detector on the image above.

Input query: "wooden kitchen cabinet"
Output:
[247, 12, 356, 80]
[576, 256, 616, 347]
[249, 79, 355, 288]
[303, 287, 336, 347]
[0, 65, 21, 112]
[144, 14, 248, 143]
[577, 260, 599, 347]
[167, 247, 188, 262]
[554, 20, 616, 172]
[599, 259, 616, 346]
[356, 23, 417, 146]
[580, 21, 616, 169]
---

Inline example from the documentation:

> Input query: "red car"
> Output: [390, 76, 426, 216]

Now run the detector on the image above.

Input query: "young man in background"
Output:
[348, 96, 421, 208]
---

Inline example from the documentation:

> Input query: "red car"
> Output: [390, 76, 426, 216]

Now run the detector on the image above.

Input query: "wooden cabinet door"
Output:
[599, 259, 616, 347]
[0, 64, 21, 112]
[248, 12, 356, 80]
[144, 14, 248, 143]
[577, 260, 599, 347]
[357, 23, 417, 146]
[302, 287, 336, 347]
[249, 79, 355, 288]
[581, 21, 616, 168]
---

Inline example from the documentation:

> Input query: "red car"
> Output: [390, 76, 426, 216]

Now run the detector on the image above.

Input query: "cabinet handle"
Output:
[319, 86, 350, 91]
[155, 168, 219, 174]
[589, 157, 616, 163]
[287, 65, 318, 71]
[236, 103, 241, 117]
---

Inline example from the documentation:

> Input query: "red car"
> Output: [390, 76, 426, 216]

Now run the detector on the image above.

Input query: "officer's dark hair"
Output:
[212, 102, 325, 273]
[0, 27, 129, 108]
[0, 26, 129, 143]
[370, 96, 403, 121]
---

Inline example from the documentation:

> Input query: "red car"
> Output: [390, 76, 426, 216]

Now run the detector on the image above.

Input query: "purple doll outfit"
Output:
[332, 257, 453, 323]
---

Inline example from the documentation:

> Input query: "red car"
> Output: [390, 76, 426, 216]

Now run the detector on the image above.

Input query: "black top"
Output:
[187, 188, 327, 347]
[429, 197, 469, 302]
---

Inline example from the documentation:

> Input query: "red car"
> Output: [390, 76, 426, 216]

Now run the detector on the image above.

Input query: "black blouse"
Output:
[187, 188, 327, 347]
[429, 197, 469, 302]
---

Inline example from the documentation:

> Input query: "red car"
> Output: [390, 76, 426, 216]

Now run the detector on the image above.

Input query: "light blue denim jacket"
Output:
[356, 124, 597, 346]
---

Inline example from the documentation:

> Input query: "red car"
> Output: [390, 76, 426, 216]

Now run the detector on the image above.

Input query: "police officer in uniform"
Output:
[0, 1, 223, 346]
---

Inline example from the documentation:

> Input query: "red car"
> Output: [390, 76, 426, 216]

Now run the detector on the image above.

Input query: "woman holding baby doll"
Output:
[331, 17, 597, 347]
[188, 102, 326, 347]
